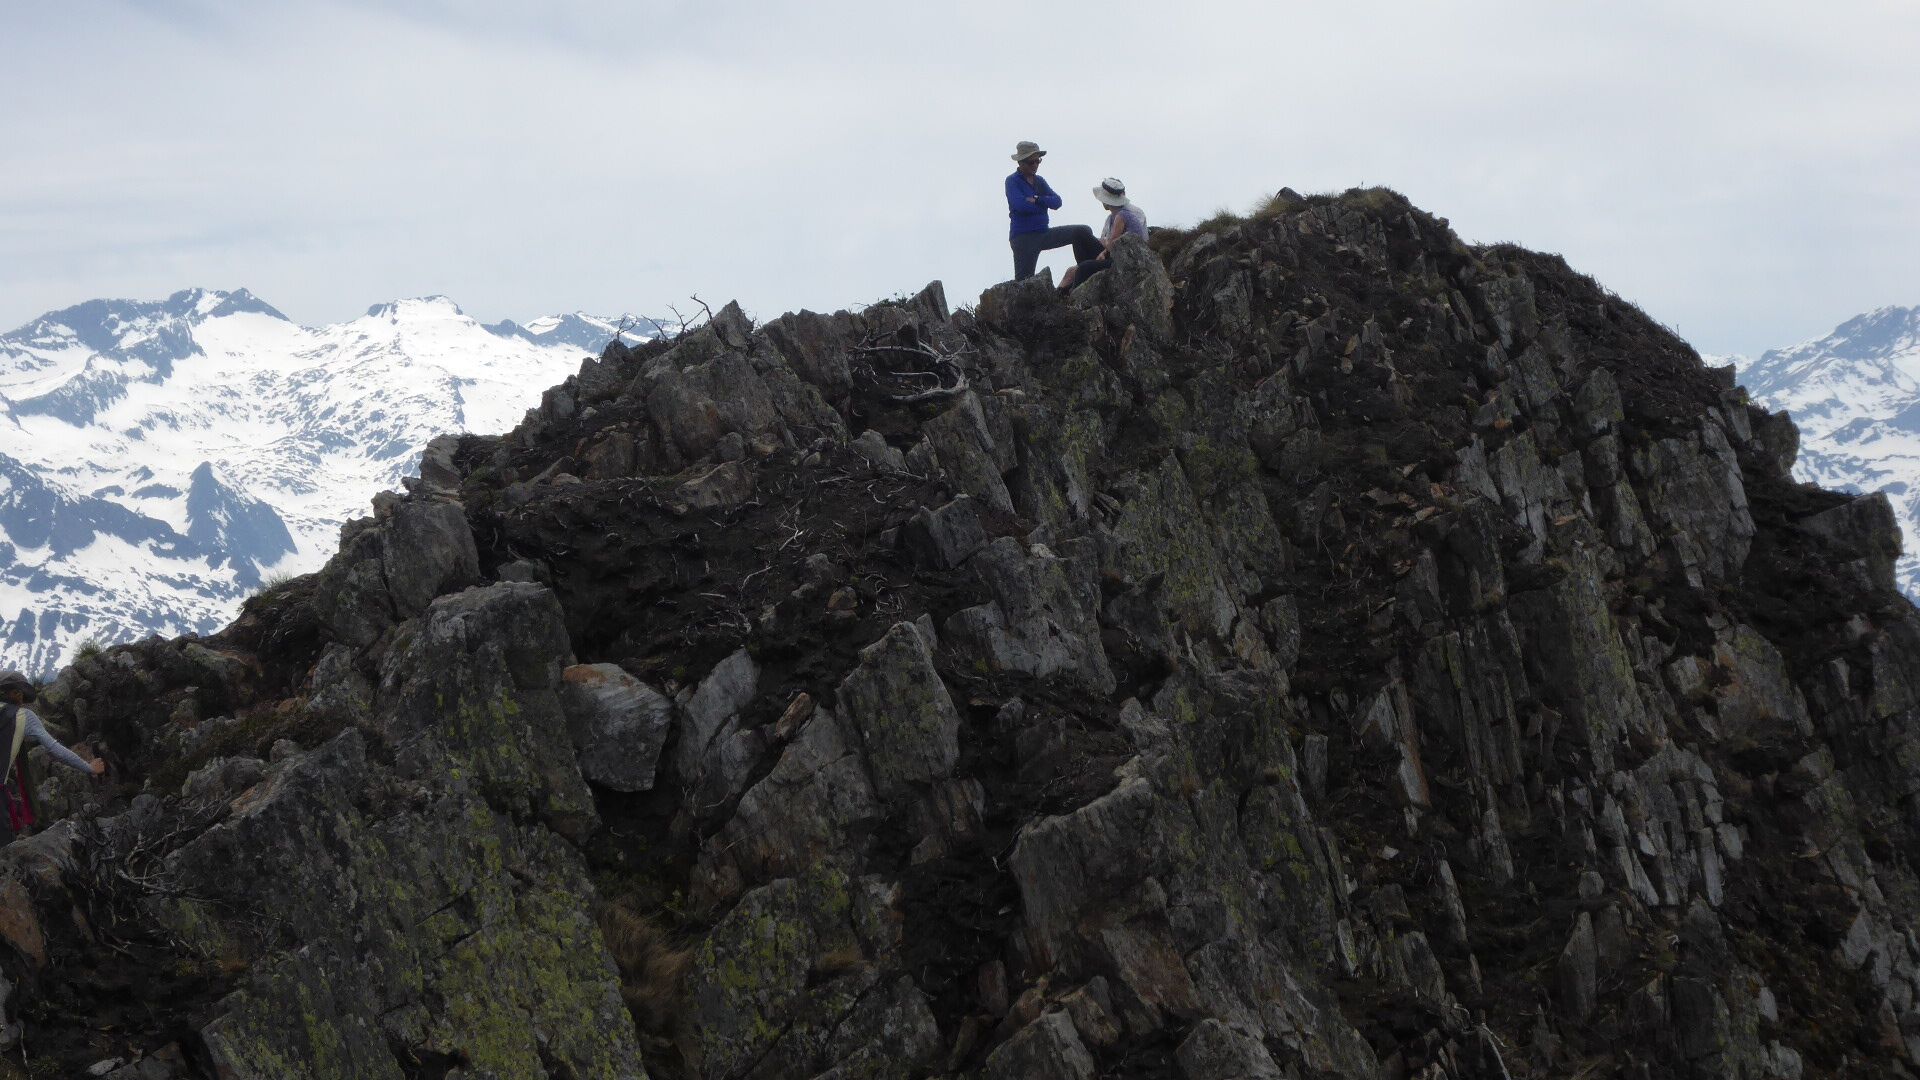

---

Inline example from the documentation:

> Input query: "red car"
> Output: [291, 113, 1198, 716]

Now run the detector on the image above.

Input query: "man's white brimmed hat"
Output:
[1012, 141, 1046, 162]
[1094, 178, 1130, 207]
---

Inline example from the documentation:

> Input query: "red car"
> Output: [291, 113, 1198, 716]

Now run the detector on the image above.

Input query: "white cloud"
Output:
[2, 0, 1916, 355]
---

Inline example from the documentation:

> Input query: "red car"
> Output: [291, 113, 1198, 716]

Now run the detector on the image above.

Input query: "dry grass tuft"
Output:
[811, 945, 869, 981]
[597, 900, 692, 1034]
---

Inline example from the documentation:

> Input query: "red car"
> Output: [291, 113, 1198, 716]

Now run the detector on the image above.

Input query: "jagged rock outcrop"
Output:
[5, 188, 1920, 1079]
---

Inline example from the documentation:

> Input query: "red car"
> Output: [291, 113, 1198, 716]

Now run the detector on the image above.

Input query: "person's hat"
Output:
[1093, 178, 1130, 207]
[0, 671, 35, 702]
[1011, 141, 1046, 162]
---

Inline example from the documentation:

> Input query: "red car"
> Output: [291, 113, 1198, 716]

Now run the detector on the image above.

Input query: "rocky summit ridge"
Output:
[3, 188, 1918, 1080]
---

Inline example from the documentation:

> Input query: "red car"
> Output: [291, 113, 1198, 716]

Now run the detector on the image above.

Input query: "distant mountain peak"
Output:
[1739, 301, 1920, 601]
[363, 295, 467, 321]
[175, 287, 288, 323]
[0, 288, 660, 676]
[485, 311, 661, 353]
[1821, 304, 1920, 356]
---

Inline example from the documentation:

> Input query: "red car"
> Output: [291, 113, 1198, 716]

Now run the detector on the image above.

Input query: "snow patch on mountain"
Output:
[0, 289, 656, 676]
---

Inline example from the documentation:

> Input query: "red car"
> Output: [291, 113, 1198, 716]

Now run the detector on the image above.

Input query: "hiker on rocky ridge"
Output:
[1, 670, 105, 843]
[1060, 178, 1147, 293]
[1005, 140, 1102, 282]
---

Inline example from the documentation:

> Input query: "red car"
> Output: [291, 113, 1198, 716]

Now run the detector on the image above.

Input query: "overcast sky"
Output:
[2, 1, 1916, 357]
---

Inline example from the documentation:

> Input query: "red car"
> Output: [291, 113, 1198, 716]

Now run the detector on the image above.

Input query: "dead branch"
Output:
[849, 335, 973, 404]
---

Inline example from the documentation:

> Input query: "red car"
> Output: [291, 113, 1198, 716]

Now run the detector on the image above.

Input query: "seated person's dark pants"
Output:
[1065, 256, 1113, 292]
[1011, 225, 1101, 280]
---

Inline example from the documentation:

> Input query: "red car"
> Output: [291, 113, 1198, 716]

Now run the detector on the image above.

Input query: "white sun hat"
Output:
[1093, 178, 1130, 207]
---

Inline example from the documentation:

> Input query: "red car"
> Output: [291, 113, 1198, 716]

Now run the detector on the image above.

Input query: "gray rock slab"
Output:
[559, 663, 673, 792]
[836, 622, 962, 801]
[982, 1011, 1095, 1080]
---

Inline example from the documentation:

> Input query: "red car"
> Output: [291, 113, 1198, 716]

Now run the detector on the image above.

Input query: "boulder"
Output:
[374, 582, 596, 841]
[694, 705, 881, 902]
[313, 497, 479, 650]
[559, 663, 674, 792]
[682, 869, 929, 1079]
[982, 1012, 1096, 1080]
[944, 538, 1115, 694]
[900, 495, 988, 570]
[1797, 492, 1902, 592]
[1071, 234, 1175, 342]
[836, 622, 962, 800]
[674, 648, 761, 805]
[924, 392, 1015, 515]
[1177, 1019, 1286, 1079]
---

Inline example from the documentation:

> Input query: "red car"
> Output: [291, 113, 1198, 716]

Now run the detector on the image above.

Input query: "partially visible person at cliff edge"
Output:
[1, 670, 105, 843]
[1061, 178, 1148, 293]
[1006, 141, 1102, 281]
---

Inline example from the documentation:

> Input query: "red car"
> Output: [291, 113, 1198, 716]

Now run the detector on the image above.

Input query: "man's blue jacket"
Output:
[1006, 171, 1062, 238]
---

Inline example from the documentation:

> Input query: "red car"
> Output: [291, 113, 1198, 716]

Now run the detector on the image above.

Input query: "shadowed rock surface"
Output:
[5, 189, 1919, 1079]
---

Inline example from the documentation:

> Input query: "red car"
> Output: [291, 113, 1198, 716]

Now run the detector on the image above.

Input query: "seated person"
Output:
[1061, 178, 1147, 293]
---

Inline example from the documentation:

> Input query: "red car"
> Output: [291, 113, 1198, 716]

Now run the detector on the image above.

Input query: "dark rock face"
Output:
[6, 188, 1920, 1079]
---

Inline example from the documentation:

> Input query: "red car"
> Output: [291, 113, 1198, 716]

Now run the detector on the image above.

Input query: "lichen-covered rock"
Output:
[835, 622, 961, 801]
[682, 868, 930, 1080]
[924, 392, 1015, 515]
[1557, 913, 1598, 1021]
[694, 704, 880, 902]
[1098, 454, 1237, 638]
[173, 733, 646, 1080]
[944, 537, 1115, 694]
[1071, 233, 1175, 343]
[1508, 548, 1649, 773]
[1009, 773, 1158, 961]
[900, 495, 987, 570]
[375, 581, 596, 841]
[1711, 624, 1815, 741]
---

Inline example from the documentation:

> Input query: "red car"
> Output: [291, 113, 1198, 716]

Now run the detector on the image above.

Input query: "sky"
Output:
[1, 0, 1916, 358]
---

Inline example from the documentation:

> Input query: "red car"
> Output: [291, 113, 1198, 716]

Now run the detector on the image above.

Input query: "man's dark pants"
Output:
[1011, 225, 1102, 281]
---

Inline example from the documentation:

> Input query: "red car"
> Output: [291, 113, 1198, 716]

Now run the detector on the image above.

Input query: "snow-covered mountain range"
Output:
[0, 289, 653, 677]
[1735, 304, 1920, 598]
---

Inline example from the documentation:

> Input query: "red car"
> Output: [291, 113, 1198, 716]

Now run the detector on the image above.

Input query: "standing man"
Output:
[1, 670, 104, 843]
[1006, 141, 1102, 281]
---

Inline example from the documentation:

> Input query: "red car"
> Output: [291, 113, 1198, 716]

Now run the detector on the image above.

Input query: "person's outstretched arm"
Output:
[22, 710, 103, 775]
